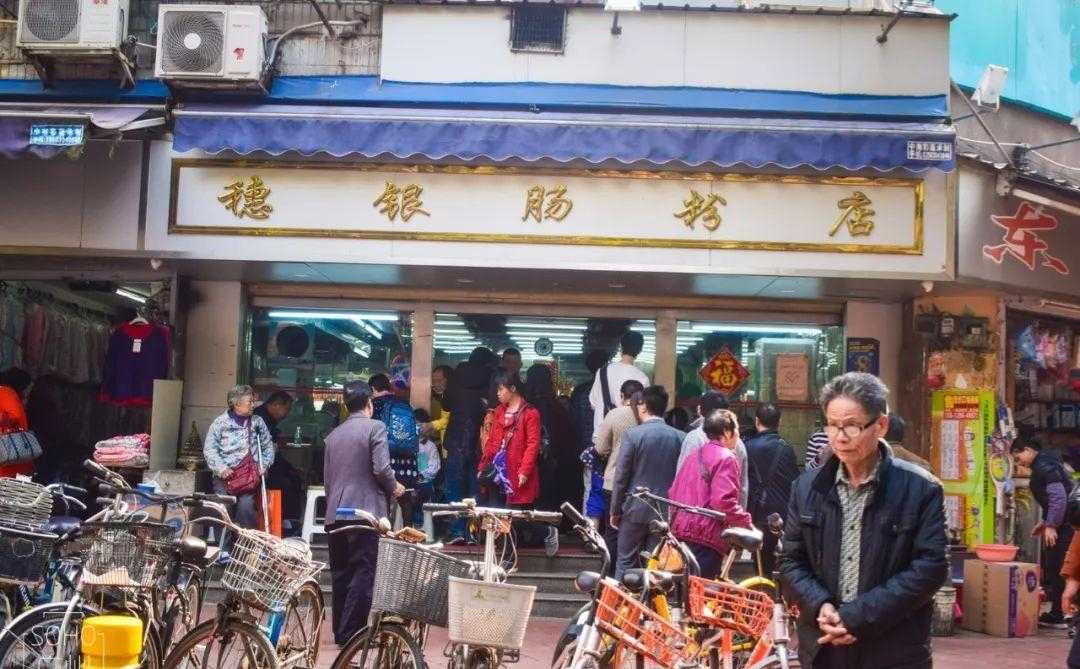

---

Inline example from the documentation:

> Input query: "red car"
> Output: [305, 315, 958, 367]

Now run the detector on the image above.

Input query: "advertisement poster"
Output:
[775, 353, 810, 402]
[930, 390, 996, 547]
[846, 338, 880, 376]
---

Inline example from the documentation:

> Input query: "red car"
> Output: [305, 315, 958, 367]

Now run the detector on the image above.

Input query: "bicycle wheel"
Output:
[162, 575, 203, 656]
[164, 618, 279, 669]
[330, 622, 426, 669]
[277, 578, 324, 668]
[0, 602, 101, 668]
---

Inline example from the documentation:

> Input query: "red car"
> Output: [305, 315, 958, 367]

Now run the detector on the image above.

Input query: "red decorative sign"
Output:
[982, 202, 1069, 275]
[699, 346, 750, 397]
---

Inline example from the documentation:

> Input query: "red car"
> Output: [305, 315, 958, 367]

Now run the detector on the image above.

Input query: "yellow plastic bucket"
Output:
[81, 614, 143, 669]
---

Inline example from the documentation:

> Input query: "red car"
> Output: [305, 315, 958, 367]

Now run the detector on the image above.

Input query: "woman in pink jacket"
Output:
[668, 409, 752, 578]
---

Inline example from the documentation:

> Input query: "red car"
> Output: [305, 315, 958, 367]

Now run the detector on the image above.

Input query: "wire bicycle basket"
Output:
[372, 538, 471, 628]
[594, 579, 691, 669]
[0, 525, 59, 585]
[0, 478, 54, 531]
[79, 521, 175, 590]
[687, 576, 774, 638]
[221, 528, 324, 610]
[447, 576, 536, 651]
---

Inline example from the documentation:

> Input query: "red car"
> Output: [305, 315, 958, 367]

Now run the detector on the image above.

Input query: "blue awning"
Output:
[173, 104, 956, 172]
[0, 103, 164, 159]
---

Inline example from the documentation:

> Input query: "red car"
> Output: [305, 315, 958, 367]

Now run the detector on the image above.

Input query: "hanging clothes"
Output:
[99, 322, 171, 407]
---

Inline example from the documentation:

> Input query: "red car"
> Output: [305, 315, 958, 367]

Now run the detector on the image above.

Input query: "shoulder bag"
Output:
[225, 424, 261, 496]
[0, 411, 41, 466]
[479, 409, 523, 488]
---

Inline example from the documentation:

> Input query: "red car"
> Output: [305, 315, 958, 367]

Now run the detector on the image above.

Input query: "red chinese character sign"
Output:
[982, 202, 1069, 276]
[699, 347, 750, 397]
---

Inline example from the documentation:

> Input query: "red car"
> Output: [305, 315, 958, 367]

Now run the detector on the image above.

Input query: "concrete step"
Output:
[508, 572, 583, 596]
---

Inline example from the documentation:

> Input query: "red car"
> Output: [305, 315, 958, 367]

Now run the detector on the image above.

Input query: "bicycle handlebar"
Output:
[423, 501, 563, 525]
[631, 487, 726, 523]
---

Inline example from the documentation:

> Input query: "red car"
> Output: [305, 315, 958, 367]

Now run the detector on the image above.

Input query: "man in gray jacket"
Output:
[610, 385, 685, 578]
[324, 380, 405, 645]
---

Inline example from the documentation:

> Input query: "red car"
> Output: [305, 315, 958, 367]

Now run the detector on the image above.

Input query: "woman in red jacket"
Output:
[0, 368, 35, 478]
[478, 371, 543, 542]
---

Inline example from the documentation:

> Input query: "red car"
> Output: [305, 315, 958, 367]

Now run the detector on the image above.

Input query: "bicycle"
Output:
[163, 513, 325, 669]
[0, 460, 217, 668]
[328, 506, 470, 669]
[425, 500, 562, 669]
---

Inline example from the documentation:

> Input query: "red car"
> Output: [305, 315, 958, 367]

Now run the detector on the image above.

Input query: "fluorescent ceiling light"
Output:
[605, 0, 641, 11]
[268, 310, 400, 322]
[506, 322, 587, 331]
[355, 320, 383, 339]
[115, 288, 147, 304]
[512, 334, 584, 341]
[351, 345, 370, 359]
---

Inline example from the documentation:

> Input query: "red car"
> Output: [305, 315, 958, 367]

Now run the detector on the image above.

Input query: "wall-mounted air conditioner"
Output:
[155, 4, 267, 90]
[17, 0, 129, 53]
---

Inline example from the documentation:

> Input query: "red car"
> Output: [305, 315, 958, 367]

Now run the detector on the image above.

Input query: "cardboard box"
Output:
[961, 559, 1040, 637]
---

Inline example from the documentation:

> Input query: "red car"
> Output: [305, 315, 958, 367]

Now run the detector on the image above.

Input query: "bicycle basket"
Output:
[372, 538, 471, 628]
[0, 525, 58, 585]
[447, 577, 535, 650]
[80, 521, 175, 590]
[221, 528, 325, 610]
[687, 576, 774, 638]
[0, 478, 52, 530]
[594, 579, 691, 669]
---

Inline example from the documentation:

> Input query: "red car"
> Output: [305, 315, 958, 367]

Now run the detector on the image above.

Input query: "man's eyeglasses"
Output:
[824, 418, 879, 440]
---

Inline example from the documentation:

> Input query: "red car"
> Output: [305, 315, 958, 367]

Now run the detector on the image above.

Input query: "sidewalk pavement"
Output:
[314, 617, 1073, 668]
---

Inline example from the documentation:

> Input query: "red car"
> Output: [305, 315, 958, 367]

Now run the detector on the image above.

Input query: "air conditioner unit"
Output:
[16, 0, 129, 53]
[269, 323, 316, 362]
[155, 4, 267, 90]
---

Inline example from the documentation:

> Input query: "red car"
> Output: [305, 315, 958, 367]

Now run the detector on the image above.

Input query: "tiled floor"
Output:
[312, 617, 1073, 668]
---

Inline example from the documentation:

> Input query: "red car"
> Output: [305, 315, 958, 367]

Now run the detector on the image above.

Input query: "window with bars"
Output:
[510, 5, 566, 53]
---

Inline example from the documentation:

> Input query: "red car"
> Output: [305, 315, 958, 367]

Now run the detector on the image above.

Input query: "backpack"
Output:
[377, 398, 419, 457]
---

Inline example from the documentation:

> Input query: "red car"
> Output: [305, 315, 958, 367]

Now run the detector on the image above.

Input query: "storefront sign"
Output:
[845, 338, 880, 376]
[699, 347, 750, 397]
[958, 167, 1080, 296]
[775, 353, 809, 402]
[169, 160, 926, 255]
[28, 124, 84, 147]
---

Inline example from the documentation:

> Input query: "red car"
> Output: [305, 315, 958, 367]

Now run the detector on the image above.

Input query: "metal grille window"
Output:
[510, 5, 566, 53]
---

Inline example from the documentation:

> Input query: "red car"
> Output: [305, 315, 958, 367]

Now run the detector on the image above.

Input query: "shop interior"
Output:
[0, 278, 173, 483]
[247, 306, 844, 486]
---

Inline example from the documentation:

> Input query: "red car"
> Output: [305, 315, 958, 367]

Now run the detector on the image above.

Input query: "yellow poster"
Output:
[930, 391, 995, 547]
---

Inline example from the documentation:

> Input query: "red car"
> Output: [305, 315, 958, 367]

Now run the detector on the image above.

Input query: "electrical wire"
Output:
[134, 42, 156, 50]
[265, 19, 366, 71]
[1031, 151, 1080, 173]
[959, 136, 1080, 174]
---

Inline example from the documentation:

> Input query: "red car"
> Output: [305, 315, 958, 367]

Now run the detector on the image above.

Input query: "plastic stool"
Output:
[301, 486, 326, 544]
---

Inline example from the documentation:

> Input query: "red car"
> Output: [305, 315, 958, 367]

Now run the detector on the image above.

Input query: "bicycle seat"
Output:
[621, 569, 675, 594]
[175, 535, 210, 565]
[44, 516, 81, 536]
[722, 527, 764, 553]
[574, 570, 601, 594]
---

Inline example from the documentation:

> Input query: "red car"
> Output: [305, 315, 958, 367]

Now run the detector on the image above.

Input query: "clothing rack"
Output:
[0, 281, 116, 321]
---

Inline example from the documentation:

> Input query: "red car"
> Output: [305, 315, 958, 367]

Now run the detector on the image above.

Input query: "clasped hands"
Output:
[817, 602, 857, 647]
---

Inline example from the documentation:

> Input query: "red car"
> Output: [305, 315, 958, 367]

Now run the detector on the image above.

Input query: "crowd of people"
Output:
[5, 344, 1080, 667]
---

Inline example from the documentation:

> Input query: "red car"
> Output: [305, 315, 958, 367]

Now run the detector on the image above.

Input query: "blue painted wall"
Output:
[936, 0, 1079, 120]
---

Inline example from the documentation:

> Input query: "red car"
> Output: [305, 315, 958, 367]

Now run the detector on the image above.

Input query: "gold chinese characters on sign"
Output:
[217, 176, 273, 220]
[373, 181, 430, 222]
[830, 191, 875, 237]
[675, 189, 726, 231]
[522, 185, 574, 223]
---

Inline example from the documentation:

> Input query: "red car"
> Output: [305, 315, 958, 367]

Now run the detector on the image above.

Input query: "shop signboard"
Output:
[153, 158, 951, 279]
[958, 168, 1080, 297]
[929, 390, 996, 547]
[700, 347, 749, 397]
[845, 337, 880, 376]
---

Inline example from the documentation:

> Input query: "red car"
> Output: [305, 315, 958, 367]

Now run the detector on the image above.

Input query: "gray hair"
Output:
[227, 384, 255, 409]
[819, 372, 889, 419]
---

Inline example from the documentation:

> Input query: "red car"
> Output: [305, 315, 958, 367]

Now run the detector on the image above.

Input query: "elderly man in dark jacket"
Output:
[324, 380, 405, 646]
[780, 373, 948, 669]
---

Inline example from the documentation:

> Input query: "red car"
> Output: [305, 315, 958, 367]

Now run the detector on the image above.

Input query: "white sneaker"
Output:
[545, 526, 560, 557]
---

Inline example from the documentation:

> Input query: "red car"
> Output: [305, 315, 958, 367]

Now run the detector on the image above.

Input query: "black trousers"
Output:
[327, 522, 379, 645]
[1043, 523, 1075, 618]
